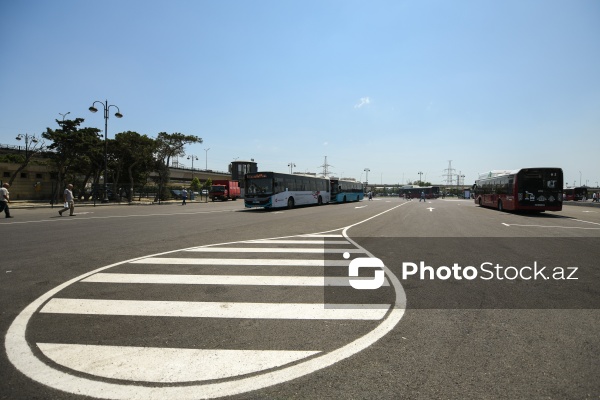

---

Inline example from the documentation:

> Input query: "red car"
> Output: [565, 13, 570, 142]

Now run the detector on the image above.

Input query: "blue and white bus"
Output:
[329, 178, 364, 203]
[244, 172, 330, 209]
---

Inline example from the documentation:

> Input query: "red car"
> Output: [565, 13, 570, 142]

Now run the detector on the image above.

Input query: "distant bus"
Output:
[401, 186, 440, 199]
[473, 167, 563, 212]
[563, 187, 587, 201]
[330, 179, 364, 203]
[244, 172, 330, 209]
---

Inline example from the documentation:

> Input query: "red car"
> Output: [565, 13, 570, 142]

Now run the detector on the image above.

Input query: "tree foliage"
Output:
[9, 119, 203, 202]
[152, 132, 202, 201]
[42, 118, 102, 201]
[7, 134, 46, 186]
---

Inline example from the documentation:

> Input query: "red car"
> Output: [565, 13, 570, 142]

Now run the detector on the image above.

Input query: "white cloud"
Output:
[354, 97, 371, 109]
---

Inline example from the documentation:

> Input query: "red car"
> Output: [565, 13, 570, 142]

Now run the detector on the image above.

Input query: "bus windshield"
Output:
[246, 178, 273, 195]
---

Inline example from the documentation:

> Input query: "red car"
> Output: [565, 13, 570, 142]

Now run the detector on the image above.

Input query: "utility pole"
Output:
[418, 171, 423, 185]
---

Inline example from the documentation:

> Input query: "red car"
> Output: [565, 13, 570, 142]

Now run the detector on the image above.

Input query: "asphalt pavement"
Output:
[1, 198, 598, 399]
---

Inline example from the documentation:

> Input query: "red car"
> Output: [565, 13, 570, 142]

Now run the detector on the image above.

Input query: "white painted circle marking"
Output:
[6, 204, 409, 399]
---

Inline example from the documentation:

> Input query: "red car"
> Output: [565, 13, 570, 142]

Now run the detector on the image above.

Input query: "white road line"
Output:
[242, 240, 348, 244]
[40, 299, 390, 320]
[184, 247, 364, 253]
[38, 343, 320, 383]
[0, 209, 235, 225]
[131, 258, 349, 266]
[82, 273, 390, 287]
[502, 223, 600, 230]
[300, 234, 343, 237]
[572, 218, 600, 226]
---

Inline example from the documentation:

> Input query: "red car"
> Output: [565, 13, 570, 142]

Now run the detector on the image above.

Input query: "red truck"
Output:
[209, 180, 241, 201]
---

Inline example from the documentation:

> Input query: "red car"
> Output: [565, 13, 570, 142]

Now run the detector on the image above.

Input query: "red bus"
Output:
[563, 187, 587, 201]
[473, 168, 563, 212]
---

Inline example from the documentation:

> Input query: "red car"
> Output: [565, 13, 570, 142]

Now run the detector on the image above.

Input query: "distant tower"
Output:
[444, 160, 455, 186]
[319, 156, 333, 177]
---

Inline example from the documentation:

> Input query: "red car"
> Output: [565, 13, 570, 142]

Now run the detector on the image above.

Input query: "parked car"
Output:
[170, 189, 182, 199]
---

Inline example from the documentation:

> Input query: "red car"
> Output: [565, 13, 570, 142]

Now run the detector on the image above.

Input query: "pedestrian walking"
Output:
[593, 192, 598, 203]
[181, 188, 188, 205]
[58, 184, 75, 216]
[0, 183, 13, 218]
[420, 191, 426, 202]
[368, 191, 373, 201]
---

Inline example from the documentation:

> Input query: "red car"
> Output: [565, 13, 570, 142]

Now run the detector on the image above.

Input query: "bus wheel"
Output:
[318, 196, 323, 205]
[287, 197, 295, 209]
[498, 200, 503, 211]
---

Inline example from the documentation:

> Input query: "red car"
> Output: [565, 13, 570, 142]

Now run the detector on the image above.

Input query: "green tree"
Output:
[42, 118, 102, 202]
[152, 132, 202, 201]
[7, 135, 46, 186]
[113, 131, 156, 202]
[411, 180, 432, 186]
[190, 176, 201, 192]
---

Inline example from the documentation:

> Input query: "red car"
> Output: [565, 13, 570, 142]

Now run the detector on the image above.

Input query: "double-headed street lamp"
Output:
[364, 168, 370, 185]
[89, 100, 123, 203]
[288, 162, 296, 174]
[187, 154, 198, 179]
[59, 111, 70, 122]
[15, 133, 39, 159]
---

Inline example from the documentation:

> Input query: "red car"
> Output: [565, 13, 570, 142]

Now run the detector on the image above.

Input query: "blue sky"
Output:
[1, 0, 598, 187]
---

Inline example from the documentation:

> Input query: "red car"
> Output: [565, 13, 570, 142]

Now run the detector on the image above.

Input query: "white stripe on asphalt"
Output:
[38, 343, 320, 383]
[81, 273, 390, 287]
[131, 258, 349, 266]
[241, 240, 349, 244]
[301, 234, 343, 237]
[184, 247, 364, 253]
[40, 299, 390, 320]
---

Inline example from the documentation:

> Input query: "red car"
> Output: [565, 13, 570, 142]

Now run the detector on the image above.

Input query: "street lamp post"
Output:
[364, 168, 370, 185]
[204, 148, 210, 170]
[15, 133, 39, 159]
[288, 162, 296, 174]
[187, 154, 198, 179]
[59, 111, 70, 122]
[89, 100, 123, 203]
